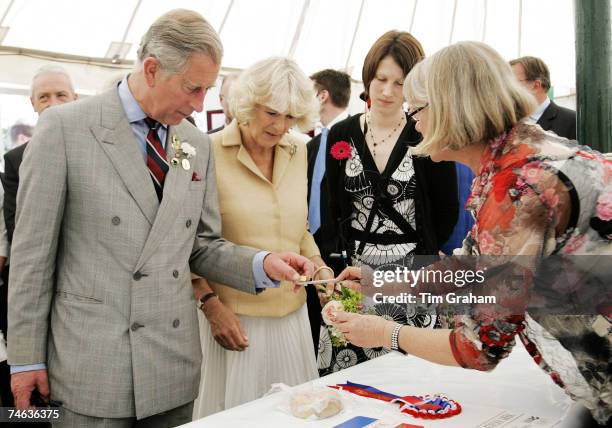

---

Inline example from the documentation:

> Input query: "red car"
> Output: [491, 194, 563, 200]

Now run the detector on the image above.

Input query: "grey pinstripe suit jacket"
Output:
[8, 88, 258, 419]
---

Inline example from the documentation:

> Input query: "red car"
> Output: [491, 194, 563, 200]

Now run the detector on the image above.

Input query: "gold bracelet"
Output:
[313, 265, 334, 280]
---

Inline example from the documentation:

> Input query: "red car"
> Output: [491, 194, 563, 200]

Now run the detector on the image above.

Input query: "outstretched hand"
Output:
[334, 266, 362, 294]
[336, 266, 362, 282]
[332, 311, 393, 349]
[263, 252, 315, 291]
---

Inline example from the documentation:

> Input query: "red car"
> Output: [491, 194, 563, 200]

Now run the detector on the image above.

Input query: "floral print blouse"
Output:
[445, 122, 611, 424]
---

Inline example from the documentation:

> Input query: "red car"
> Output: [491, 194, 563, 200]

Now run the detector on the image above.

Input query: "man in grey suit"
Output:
[8, 9, 312, 427]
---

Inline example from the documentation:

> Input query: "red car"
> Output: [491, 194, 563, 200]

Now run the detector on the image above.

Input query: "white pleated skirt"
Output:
[192, 304, 318, 419]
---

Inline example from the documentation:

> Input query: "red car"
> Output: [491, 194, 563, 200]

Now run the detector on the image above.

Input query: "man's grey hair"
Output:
[30, 64, 75, 96]
[136, 9, 223, 74]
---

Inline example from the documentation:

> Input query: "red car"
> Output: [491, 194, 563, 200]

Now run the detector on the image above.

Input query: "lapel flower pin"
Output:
[170, 135, 196, 170]
[181, 142, 196, 158]
[330, 140, 352, 160]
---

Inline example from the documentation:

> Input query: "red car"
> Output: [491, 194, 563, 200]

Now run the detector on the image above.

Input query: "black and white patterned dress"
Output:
[318, 114, 458, 376]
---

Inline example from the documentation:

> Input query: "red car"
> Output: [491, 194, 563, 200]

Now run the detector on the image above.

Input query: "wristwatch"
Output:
[390, 323, 405, 353]
[197, 291, 218, 311]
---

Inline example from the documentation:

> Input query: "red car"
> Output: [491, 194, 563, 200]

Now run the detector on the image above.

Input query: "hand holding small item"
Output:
[313, 265, 335, 305]
[335, 266, 363, 294]
[332, 312, 394, 349]
[294, 264, 338, 304]
[263, 252, 315, 291]
[319, 282, 367, 347]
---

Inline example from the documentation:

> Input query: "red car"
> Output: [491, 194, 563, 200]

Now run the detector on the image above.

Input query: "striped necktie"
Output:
[144, 117, 169, 201]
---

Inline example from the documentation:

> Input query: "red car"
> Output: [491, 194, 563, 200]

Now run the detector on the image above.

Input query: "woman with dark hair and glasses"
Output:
[317, 31, 458, 375]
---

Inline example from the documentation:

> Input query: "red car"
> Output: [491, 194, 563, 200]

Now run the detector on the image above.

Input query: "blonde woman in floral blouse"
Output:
[332, 41, 611, 425]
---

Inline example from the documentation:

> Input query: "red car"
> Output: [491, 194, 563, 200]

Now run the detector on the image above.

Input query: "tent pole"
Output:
[481, 0, 487, 41]
[0, 0, 15, 27]
[218, 0, 235, 36]
[517, 0, 523, 57]
[449, 0, 458, 44]
[409, 0, 418, 33]
[119, 0, 142, 46]
[344, 0, 366, 71]
[288, 0, 311, 58]
[575, 0, 611, 152]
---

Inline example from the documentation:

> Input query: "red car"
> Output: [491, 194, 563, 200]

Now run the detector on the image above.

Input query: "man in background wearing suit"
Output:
[2, 66, 78, 243]
[207, 72, 239, 134]
[8, 123, 33, 150]
[305, 69, 351, 355]
[510, 56, 576, 140]
[8, 9, 312, 427]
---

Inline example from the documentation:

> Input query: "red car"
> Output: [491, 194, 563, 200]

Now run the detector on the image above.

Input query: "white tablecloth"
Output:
[182, 342, 589, 427]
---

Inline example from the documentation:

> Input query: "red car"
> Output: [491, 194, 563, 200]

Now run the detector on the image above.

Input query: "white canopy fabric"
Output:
[0, 0, 576, 129]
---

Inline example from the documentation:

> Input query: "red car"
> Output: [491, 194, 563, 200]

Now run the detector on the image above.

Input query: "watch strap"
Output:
[197, 291, 218, 310]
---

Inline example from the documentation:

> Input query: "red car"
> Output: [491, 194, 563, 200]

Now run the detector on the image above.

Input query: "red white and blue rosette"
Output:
[330, 381, 461, 420]
[392, 393, 461, 419]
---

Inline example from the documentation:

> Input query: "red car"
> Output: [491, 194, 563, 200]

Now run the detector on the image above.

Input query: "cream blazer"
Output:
[209, 120, 320, 317]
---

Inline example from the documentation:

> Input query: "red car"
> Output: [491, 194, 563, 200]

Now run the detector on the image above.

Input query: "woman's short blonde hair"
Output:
[404, 41, 537, 156]
[230, 57, 318, 132]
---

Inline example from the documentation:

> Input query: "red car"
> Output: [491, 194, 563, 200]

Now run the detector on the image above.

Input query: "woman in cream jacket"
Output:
[192, 57, 331, 418]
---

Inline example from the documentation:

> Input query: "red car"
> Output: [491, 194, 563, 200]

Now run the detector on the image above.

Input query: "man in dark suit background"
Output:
[305, 69, 351, 355]
[2, 65, 78, 243]
[510, 56, 576, 140]
[7, 123, 33, 151]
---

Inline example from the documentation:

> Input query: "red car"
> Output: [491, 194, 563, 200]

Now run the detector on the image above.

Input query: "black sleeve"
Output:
[426, 159, 459, 247]
[321, 120, 353, 262]
[2, 150, 20, 244]
[322, 127, 341, 235]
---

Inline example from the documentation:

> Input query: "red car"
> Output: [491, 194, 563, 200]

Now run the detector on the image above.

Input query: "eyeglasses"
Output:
[407, 103, 428, 118]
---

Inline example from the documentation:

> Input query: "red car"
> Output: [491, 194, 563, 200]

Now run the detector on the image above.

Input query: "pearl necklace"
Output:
[365, 112, 405, 157]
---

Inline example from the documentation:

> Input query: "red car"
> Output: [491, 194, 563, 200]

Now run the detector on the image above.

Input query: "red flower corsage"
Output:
[330, 141, 352, 160]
